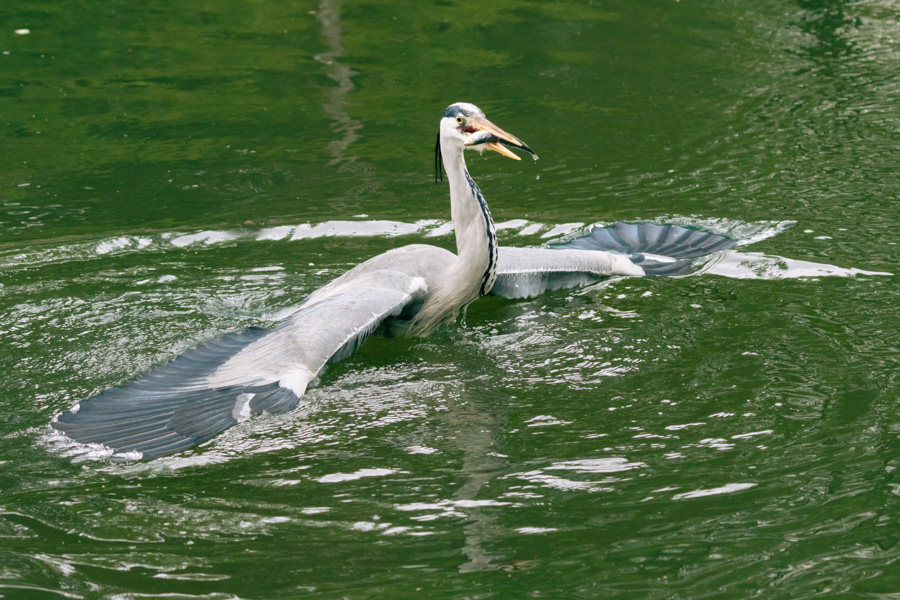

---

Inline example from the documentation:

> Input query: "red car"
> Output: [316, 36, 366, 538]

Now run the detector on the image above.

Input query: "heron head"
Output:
[440, 102, 535, 159]
[435, 102, 536, 182]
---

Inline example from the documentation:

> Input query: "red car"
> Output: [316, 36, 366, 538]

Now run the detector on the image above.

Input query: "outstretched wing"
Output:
[558, 222, 737, 263]
[491, 222, 737, 299]
[52, 270, 427, 459]
[491, 246, 643, 299]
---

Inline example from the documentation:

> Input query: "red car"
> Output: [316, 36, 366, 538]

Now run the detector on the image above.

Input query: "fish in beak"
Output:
[463, 117, 538, 161]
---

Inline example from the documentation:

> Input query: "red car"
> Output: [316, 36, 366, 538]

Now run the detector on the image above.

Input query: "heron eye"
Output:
[456, 116, 463, 124]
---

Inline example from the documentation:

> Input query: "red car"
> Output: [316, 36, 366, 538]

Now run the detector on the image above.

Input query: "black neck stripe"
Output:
[465, 171, 497, 296]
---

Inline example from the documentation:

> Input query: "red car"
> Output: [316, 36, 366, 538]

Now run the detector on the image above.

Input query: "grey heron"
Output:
[51, 102, 737, 459]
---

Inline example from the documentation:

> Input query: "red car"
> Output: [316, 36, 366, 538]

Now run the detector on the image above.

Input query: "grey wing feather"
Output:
[492, 247, 642, 300]
[209, 270, 428, 392]
[554, 223, 737, 276]
[52, 269, 428, 459]
[492, 223, 738, 298]
[556, 222, 737, 259]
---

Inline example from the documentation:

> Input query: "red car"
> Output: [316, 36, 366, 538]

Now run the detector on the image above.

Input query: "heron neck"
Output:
[443, 145, 499, 298]
[407, 142, 499, 336]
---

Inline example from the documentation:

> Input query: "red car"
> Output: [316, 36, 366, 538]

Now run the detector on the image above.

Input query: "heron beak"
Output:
[464, 117, 537, 161]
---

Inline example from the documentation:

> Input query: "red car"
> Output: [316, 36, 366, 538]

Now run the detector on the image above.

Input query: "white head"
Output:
[435, 102, 536, 181]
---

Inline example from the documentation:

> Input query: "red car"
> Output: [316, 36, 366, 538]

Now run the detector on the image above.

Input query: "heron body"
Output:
[51, 102, 737, 459]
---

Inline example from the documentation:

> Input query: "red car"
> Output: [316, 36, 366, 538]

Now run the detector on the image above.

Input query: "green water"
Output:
[2, 0, 898, 597]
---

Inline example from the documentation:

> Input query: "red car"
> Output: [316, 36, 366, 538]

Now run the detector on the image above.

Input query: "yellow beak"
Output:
[463, 117, 536, 161]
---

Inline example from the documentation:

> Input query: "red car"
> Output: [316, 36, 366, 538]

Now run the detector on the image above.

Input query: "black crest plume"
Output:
[434, 131, 443, 184]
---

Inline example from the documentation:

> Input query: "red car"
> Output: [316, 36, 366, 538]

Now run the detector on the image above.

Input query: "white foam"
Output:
[673, 482, 757, 500]
[545, 457, 646, 473]
[316, 467, 401, 483]
[701, 251, 892, 279]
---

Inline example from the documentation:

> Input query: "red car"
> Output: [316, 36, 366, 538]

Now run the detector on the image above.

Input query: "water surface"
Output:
[1, 0, 898, 598]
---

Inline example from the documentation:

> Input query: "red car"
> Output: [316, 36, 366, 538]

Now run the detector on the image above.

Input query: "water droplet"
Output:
[536, 175, 541, 181]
